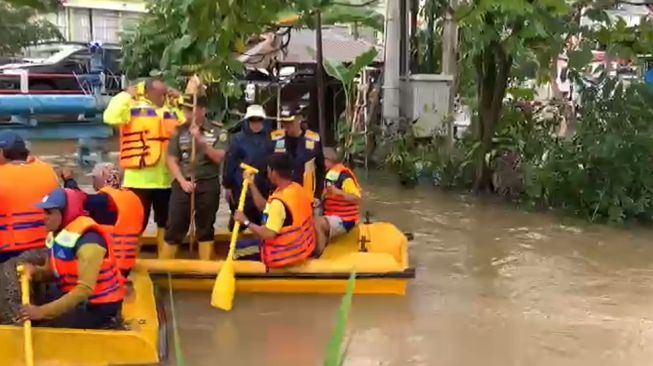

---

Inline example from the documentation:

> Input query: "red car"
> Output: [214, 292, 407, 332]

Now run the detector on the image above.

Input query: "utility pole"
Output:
[441, 0, 458, 147]
[382, 0, 401, 122]
[315, 10, 328, 143]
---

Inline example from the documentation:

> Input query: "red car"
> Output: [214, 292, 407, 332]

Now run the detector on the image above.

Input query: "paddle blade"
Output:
[210, 260, 235, 311]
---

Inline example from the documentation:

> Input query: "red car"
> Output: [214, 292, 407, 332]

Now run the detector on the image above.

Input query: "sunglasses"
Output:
[249, 117, 264, 122]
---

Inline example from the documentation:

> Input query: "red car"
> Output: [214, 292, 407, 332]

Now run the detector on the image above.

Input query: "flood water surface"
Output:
[32, 141, 653, 366]
[171, 179, 653, 366]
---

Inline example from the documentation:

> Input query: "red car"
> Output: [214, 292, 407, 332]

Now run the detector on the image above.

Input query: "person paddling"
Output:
[19, 188, 124, 329]
[233, 153, 316, 268]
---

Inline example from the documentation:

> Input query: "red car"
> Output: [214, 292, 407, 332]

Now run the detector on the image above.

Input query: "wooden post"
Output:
[315, 10, 328, 143]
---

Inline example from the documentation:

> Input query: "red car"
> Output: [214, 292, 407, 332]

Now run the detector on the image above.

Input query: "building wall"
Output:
[47, 0, 147, 44]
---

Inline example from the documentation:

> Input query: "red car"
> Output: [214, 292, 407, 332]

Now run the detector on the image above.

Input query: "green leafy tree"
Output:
[0, 0, 62, 55]
[455, 0, 653, 191]
[121, 0, 379, 93]
[309, 47, 378, 160]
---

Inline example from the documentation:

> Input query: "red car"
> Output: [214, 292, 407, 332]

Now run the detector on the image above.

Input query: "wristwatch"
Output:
[243, 220, 251, 228]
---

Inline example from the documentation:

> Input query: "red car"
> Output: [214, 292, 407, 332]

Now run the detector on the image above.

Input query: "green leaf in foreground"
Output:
[168, 273, 186, 366]
[324, 272, 356, 366]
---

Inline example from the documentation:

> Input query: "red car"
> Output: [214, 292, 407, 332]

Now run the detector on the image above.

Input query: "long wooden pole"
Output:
[189, 93, 198, 252]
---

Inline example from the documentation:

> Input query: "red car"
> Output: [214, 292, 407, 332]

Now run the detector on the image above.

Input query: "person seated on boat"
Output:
[0, 131, 59, 263]
[315, 147, 362, 252]
[19, 188, 124, 329]
[233, 153, 316, 268]
[62, 164, 144, 278]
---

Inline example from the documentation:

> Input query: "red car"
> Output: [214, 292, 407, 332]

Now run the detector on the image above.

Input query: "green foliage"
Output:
[453, 0, 653, 190]
[121, 0, 293, 90]
[122, 0, 380, 94]
[310, 46, 378, 160]
[0, 0, 62, 55]
[522, 81, 653, 224]
[324, 272, 355, 366]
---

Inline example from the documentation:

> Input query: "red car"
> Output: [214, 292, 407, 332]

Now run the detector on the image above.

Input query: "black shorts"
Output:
[128, 188, 171, 232]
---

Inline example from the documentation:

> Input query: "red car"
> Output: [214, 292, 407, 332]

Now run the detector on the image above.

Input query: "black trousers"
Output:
[165, 177, 220, 245]
[129, 188, 171, 232]
[227, 194, 263, 232]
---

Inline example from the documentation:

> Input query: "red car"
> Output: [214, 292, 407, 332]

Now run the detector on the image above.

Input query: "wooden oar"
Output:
[16, 264, 34, 366]
[211, 163, 259, 311]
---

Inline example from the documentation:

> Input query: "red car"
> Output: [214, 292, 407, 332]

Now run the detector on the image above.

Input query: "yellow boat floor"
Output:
[139, 222, 414, 295]
[0, 268, 162, 366]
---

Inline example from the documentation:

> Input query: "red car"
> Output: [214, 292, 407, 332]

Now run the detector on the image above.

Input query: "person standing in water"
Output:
[223, 104, 274, 230]
[104, 78, 181, 254]
[271, 104, 326, 208]
[163, 95, 227, 260]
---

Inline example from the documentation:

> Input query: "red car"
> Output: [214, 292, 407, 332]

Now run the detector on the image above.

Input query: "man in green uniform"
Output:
[162, 95, 227, 260]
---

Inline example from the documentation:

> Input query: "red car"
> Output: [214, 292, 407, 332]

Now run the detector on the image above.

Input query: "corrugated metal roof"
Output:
[239, 26, 383, 68]
[282, 26, 382, 64]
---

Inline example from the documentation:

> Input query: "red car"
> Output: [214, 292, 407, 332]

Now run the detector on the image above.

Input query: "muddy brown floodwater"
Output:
[32, 141, 653, 366]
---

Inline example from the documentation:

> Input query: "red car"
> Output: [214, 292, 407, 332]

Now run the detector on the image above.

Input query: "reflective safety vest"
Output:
[323, 164, 361, 224]
[99, 187, 144, 272]
[262, 182, 316, 268]
[271, 129, 321, 198]
[47, 216, 124, 305]
[0, 159, 59, 254]
[119, 101, 180, 169]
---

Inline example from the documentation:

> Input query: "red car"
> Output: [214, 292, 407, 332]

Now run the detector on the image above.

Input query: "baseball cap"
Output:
[35, 188, 67, 210]
[0, 130, 26, 150]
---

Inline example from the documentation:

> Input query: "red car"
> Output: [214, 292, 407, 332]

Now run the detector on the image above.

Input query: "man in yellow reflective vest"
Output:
[103, 78, 181, 253]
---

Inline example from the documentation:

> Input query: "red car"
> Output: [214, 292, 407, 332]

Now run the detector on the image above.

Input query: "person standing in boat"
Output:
[163, 95, 227, 260]
[0, 131, 59, 263]
[223, 104, 274, 231]
[103, 78, 181, 255]
[233, 153, 316, 268]
[315, 147, 362, 252]
[20, 188, 124, 329]
[271, 104, 326, 210]
[61, 163, 144, 278]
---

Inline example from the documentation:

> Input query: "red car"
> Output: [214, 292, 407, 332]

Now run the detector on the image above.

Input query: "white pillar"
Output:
[382, 0, 401, 121]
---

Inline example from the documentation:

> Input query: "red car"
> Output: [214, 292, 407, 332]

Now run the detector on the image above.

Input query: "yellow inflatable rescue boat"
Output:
[138, 222, 414, 295]
[0, 268, 166, 366]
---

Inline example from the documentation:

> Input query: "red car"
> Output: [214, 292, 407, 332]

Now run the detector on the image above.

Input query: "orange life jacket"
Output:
[262, 182, 316, 268]
[118, 101, 179, 169]
[99, 187, 144, 273]
[323, 164, 361, 224]
[0, 159, 59, 254]
[47, 216, 124, 305]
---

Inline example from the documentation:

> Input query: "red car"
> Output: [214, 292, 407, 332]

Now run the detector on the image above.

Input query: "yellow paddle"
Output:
[16, 264, 34, 366]
[211, 163, 259, 310]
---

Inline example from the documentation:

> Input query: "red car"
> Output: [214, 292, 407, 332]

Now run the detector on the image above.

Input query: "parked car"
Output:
[0, 43, 123, 93]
